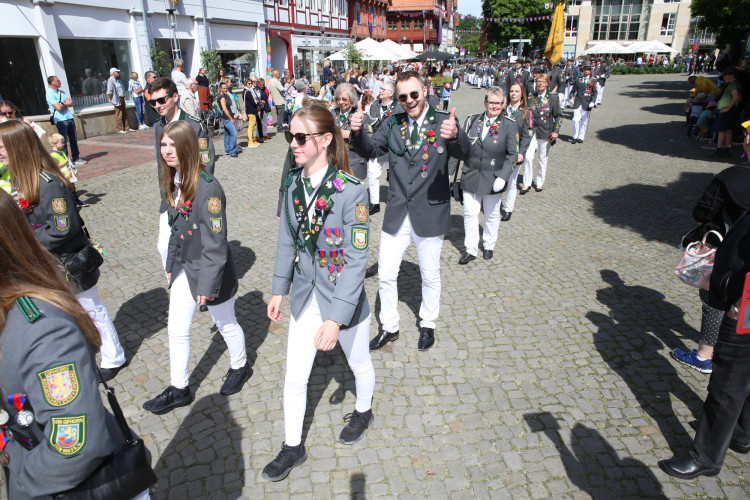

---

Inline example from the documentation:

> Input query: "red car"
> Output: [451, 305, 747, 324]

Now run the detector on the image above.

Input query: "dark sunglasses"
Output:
[397, 91, 421, 103]
[285, 131, 324, 146]
[0, 111, 14, 117]
[148, 95, 175, 106]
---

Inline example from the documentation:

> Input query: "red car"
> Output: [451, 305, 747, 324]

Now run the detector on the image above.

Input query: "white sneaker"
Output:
[74, 159, 88, 166]
[118, 130, 128, 134]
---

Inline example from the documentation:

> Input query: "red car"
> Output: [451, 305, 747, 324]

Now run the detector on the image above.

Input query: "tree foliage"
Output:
[457, 17, 482, 56]
[691, 0, 750, 60]
[482, 0, 554, 56]
[200, 48, 223, 84]
[149, 44, 172, 79]
[343, 42, 364, 68]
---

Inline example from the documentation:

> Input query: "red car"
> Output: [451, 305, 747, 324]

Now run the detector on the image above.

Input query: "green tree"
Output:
[482, 0, 554, 56]
[691, 0, 750, 60]
[150, 44, 172, 79]
[343, 42, 364, 68]
[200, 48, 223, 84]
[457, 17, 482, 56]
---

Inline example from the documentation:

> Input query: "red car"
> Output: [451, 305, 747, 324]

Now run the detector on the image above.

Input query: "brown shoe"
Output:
[262, 136, 272, 140]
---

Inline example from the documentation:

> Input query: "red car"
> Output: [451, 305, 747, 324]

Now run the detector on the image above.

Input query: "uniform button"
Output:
[407, 197, 412, 202]
[410, 161, 414, 166]
[409, 180, 413, 184]
[311, 280, 315, 285]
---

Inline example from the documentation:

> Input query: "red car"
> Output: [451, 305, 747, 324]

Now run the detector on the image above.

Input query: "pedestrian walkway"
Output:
[43, 74, 749, 498]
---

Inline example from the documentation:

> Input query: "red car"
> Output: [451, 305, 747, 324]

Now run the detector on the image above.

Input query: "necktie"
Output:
[411, 122, 419, 145]
[303, 177, 313, 195]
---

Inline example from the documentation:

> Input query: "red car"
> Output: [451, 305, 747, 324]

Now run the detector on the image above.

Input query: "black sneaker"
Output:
[143, 386, 193, 414]
[262, 443, 307, 481]
[220, 362, 252, 395]
[99, 359, 129, 382]
[339, 409, 374, 445]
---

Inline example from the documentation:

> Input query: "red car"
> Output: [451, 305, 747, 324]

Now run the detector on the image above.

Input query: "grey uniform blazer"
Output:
[272, 166, 370, 327]
[350, 106, 471, 237]
[529, 91, 563, 138]
[502, 105, 532, 157]
[571, 75, 598, 109]
[154, 110, 215, 213]
[166, 171, 238, 304]
[460, 113, 518, 196]
[367, 100, 404, 163]
[0, 299, 127, 499]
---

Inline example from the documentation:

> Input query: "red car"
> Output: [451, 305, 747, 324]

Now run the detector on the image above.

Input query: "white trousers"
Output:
[284, 292, 374, 446]
[503, 162, 523, 213]
[557, 92, 565, 107]
[462, 191, 502, 255]
[378, 214, 444, 332]
[167, 270, 247, 388]
[595, 83, 604, 105]
[572, 107, 590, 141]
[77, 286, 126, 369]
[522, 134, 550, 188]
[564, 84, 573, 106]
[158, 211, 170, 272]
[367, 158, 383, 205]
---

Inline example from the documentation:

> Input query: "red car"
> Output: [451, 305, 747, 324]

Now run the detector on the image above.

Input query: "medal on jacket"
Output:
[421, 165, 428, 178]
[334, 227, 342, 246]
[331, 249, 339, 265]
[319, 249, 328, 267]
[339, 248, 347, 265]
[8, 394, 33, 428]
[328, 264, 337, 283]
[0, 410, 8, 426]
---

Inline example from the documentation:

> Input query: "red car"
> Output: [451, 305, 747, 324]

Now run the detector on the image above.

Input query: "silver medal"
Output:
[335, 237, 343, 246]
[16, 410, 34, 427]
[491, 159, 495, 166]
[421, 171, 428, 178]
[328, 273, 337, 284]
[326, 237, 333, 245]
[437, 146, 445, 154]
[0, 410, 8, 426]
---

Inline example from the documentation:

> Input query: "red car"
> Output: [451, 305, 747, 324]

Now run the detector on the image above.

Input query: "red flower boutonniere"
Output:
[17, 198, 33, 215]
[426, 129, 436, 143]
[178, 199, 192, 216]
[489, 124, 498, 133]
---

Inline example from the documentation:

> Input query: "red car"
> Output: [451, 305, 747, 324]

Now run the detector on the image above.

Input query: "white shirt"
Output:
[481, 114, 498, 140]
[301, 165, 329, 221]
[407, 106, 429, 136]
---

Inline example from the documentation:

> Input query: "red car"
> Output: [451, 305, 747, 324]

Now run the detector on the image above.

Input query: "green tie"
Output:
[411, 122, 419, 144]
[303, 177, 313, 195]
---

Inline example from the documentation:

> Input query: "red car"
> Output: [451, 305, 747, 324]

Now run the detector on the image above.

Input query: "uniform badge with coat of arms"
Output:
[210, 217, 223, 233]
[37, 362, 80, 407]
[49, 415, 86, 456]
[355, 203, 368, 224]
[208, 197, 221, 214]
[51, 197, 67, 214]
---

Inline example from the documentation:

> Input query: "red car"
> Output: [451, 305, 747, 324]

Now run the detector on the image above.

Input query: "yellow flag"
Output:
[545, 2, 565, 65]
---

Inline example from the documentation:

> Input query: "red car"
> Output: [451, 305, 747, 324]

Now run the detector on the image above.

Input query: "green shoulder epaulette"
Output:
[187, 114, 203, 123]
[16, 296, 42, 323]
[199, 170, 213, 182]
[338, 171, 360, 184]
[436, 109, 450, 115]
[40, 171, 53, 182]
[285, 166, 303, 188]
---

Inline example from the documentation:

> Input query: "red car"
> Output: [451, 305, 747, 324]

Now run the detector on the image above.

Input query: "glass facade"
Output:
[220, 52, 259, 86]
[0, 37, 48, 116]
[591, 0, 650, 41]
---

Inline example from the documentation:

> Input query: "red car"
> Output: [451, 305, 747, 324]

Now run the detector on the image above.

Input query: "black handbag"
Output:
[63, 245, 104, 284]
[53, 374, 157, 500]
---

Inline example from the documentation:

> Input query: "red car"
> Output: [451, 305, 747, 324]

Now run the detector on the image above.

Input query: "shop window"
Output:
[388, 19, 398, 30]
[58, 39, 133, 110]
[660, 13, 676, 36]
[219, 52, 258, 86]
[414, 19, 424, 30]
[0, 38, 47, 116]
[400, 19, 410, 30]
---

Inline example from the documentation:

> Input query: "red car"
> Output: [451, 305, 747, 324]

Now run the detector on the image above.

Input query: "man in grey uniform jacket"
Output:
[570, 64, 598, 144]
[349, 70, 471, 352]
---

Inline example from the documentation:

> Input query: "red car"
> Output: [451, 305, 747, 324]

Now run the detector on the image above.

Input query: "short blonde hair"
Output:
[47, 133, 64, 145]
[130, 72, 138, 80]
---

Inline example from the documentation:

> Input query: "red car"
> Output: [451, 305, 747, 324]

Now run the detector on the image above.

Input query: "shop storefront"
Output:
[292, 34, 348, 82]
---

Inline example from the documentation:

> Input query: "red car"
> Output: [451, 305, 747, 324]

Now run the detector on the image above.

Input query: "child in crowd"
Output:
[695, 102, 716, 141]
[686, 93, 707, 137]
[48, 133, 87, 207]
[441, 83, 452, 110]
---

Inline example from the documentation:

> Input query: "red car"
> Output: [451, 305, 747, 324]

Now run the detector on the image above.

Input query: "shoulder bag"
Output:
[674, 230, 723, 290]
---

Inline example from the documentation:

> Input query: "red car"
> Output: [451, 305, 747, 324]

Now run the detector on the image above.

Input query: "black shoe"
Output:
[418, 327, 435, 351]
[501, 210, 512, 221]
[339, 409, 374, 444]
[658, 455, 720, 480]
[534, 185, 543, 192]
[570, 138, 578, 144]
[229, 153, 239, 158]
[143, 385, 193, 414]
[577, 139, 583, 144]
[369, 330, 399, 350]
[76, 200, 90, 208]
[220, 362, 252, 395]
[688, 420, 750, 453]
[99, 359, 130, 382]
[458, 252, 476, 265]
[483, 249, 493, 260]
[262, 443, 307, 481]
[369, 203, 380, 214]
[519, 187, 530, 195]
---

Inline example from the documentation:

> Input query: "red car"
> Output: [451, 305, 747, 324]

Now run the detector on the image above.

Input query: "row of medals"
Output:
[0, 407, 34, 465]
[404, 125, 444, 178]
[321, 228, 346, 284]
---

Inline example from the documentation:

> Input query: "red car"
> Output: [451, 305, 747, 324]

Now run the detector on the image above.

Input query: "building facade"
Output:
[386, 0, 457, 54]
[0, 0, 266, 118]
[264, 0, 349, 83]
[348, 0, 390, 42]
[563, 0, 706, 58]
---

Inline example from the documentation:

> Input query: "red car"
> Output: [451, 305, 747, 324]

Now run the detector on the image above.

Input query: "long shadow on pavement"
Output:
[114, 287, 168, 361]
[229, 240, 256, 280]
[588, 270, 703, 454]
[75, 189, 107, 206]
[585, 171, 714, 244]
[525, 411, 666, 499]
[153, 394, 244, 499]
[596, 121, 712, 161]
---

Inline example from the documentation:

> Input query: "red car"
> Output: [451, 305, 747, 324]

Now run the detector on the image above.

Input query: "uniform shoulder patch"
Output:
[49, 414, 86, 456]
[54, 215, 70, 232]
[210, 217, 223, 233]
[199, 170, 213, 182]
[16, 296, 42, 323]
[351, 227, 368, 250]
[40, 171, 53, 182]
[355, 203, 368, 223]
[52, 197, 67, 214]
[37, 362, 80, 407]
[208, 197, 221, 214]
[198, 137, 208, 150]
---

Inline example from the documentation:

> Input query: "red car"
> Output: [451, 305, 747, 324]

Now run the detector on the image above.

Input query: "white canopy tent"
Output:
[582, 41, 628, 55]
[380, 39, 417, 60]
[626, 40, 678, 54]
[327, 37, 401, 62]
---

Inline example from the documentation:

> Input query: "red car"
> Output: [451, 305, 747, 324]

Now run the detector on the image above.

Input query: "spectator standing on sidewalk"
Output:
[710, 67, 742, 160]
[218, 82, 239, 158]
[268, 70, 286, 130]
[46, 76, 86, 165]
[242, 78, 261, 148]
[106, 68, 132, 134]
[171, 59, 188, 99]
[179, 78, 200, 118]
[129, 72, 147, 130]
[143, 71, 159, 127]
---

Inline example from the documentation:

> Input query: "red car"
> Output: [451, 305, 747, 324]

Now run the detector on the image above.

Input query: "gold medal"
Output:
[332, 257, 339, 265]
[319, 257, 328, 267]
[422, 153, 429, 160]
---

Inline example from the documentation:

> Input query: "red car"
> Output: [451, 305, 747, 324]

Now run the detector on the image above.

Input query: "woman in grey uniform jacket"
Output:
[142, 120, 249, 414]
[0, 120, 127, 382]
[499, 82, 533, 221]
[458, 86, 519, 264]
[0, 191, 150, 500]
[520, 73, 562, 193]
[263, 100, 375, 482]
[331, 83, 371, 181]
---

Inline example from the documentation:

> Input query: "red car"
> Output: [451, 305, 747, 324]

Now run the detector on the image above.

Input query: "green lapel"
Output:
[299, 166, 338, 255]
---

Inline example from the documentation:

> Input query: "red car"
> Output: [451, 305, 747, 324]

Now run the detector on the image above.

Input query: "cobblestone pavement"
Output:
[19, 74, 750, 499]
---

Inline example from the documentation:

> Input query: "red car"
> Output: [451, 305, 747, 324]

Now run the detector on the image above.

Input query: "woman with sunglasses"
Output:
[332, 83, 371, 181]
[142, 120, 250, 414]
[520, 72, 562, 194]
[0, 101, 33, 126]
[499, 81, 532, 222]
[0, 120, 128, 382]
[264, 100, 375, 482]
[456, 86, 518, 265]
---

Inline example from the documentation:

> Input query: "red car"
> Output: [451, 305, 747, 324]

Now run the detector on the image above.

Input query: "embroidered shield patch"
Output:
[352, 227, 368, 250]
[49, 415, 86, 456]
[355, 203, 368, 224]
[200, 151, 211, 164]
[55, 215, 69, 231]
[37, 363, 80, 407]
[52, 197, 67, 214]
[198, 137, 208, 150]
[210, 217, 222, 233]
[208, 197, 221, 214]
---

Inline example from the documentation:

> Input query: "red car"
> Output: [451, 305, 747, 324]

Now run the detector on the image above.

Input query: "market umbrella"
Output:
[582, 41, 628, 55]
[326, 38, 400, 62]
[626, 40, 678, 54]
[380, 39, 417, 60]
[410, 51, 453, 62]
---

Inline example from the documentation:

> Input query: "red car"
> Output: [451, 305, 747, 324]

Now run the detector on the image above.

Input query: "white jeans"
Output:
[284, 292, 374, 446]
[367, 158, 383, 205]
[462, 191, 502, 256]
[557, 92, 564, 107]
[378, 215, 444, 332]
[77, 286, 126, 369]
[158, 211, 170, 272]
[595, 83, 604, 105]
[572, 106, 590, 140]
[522, 134, 550, 188]
[167, 270, 247, 388]
[503, 162, 524, 213]
[564, 84, 573, 106]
